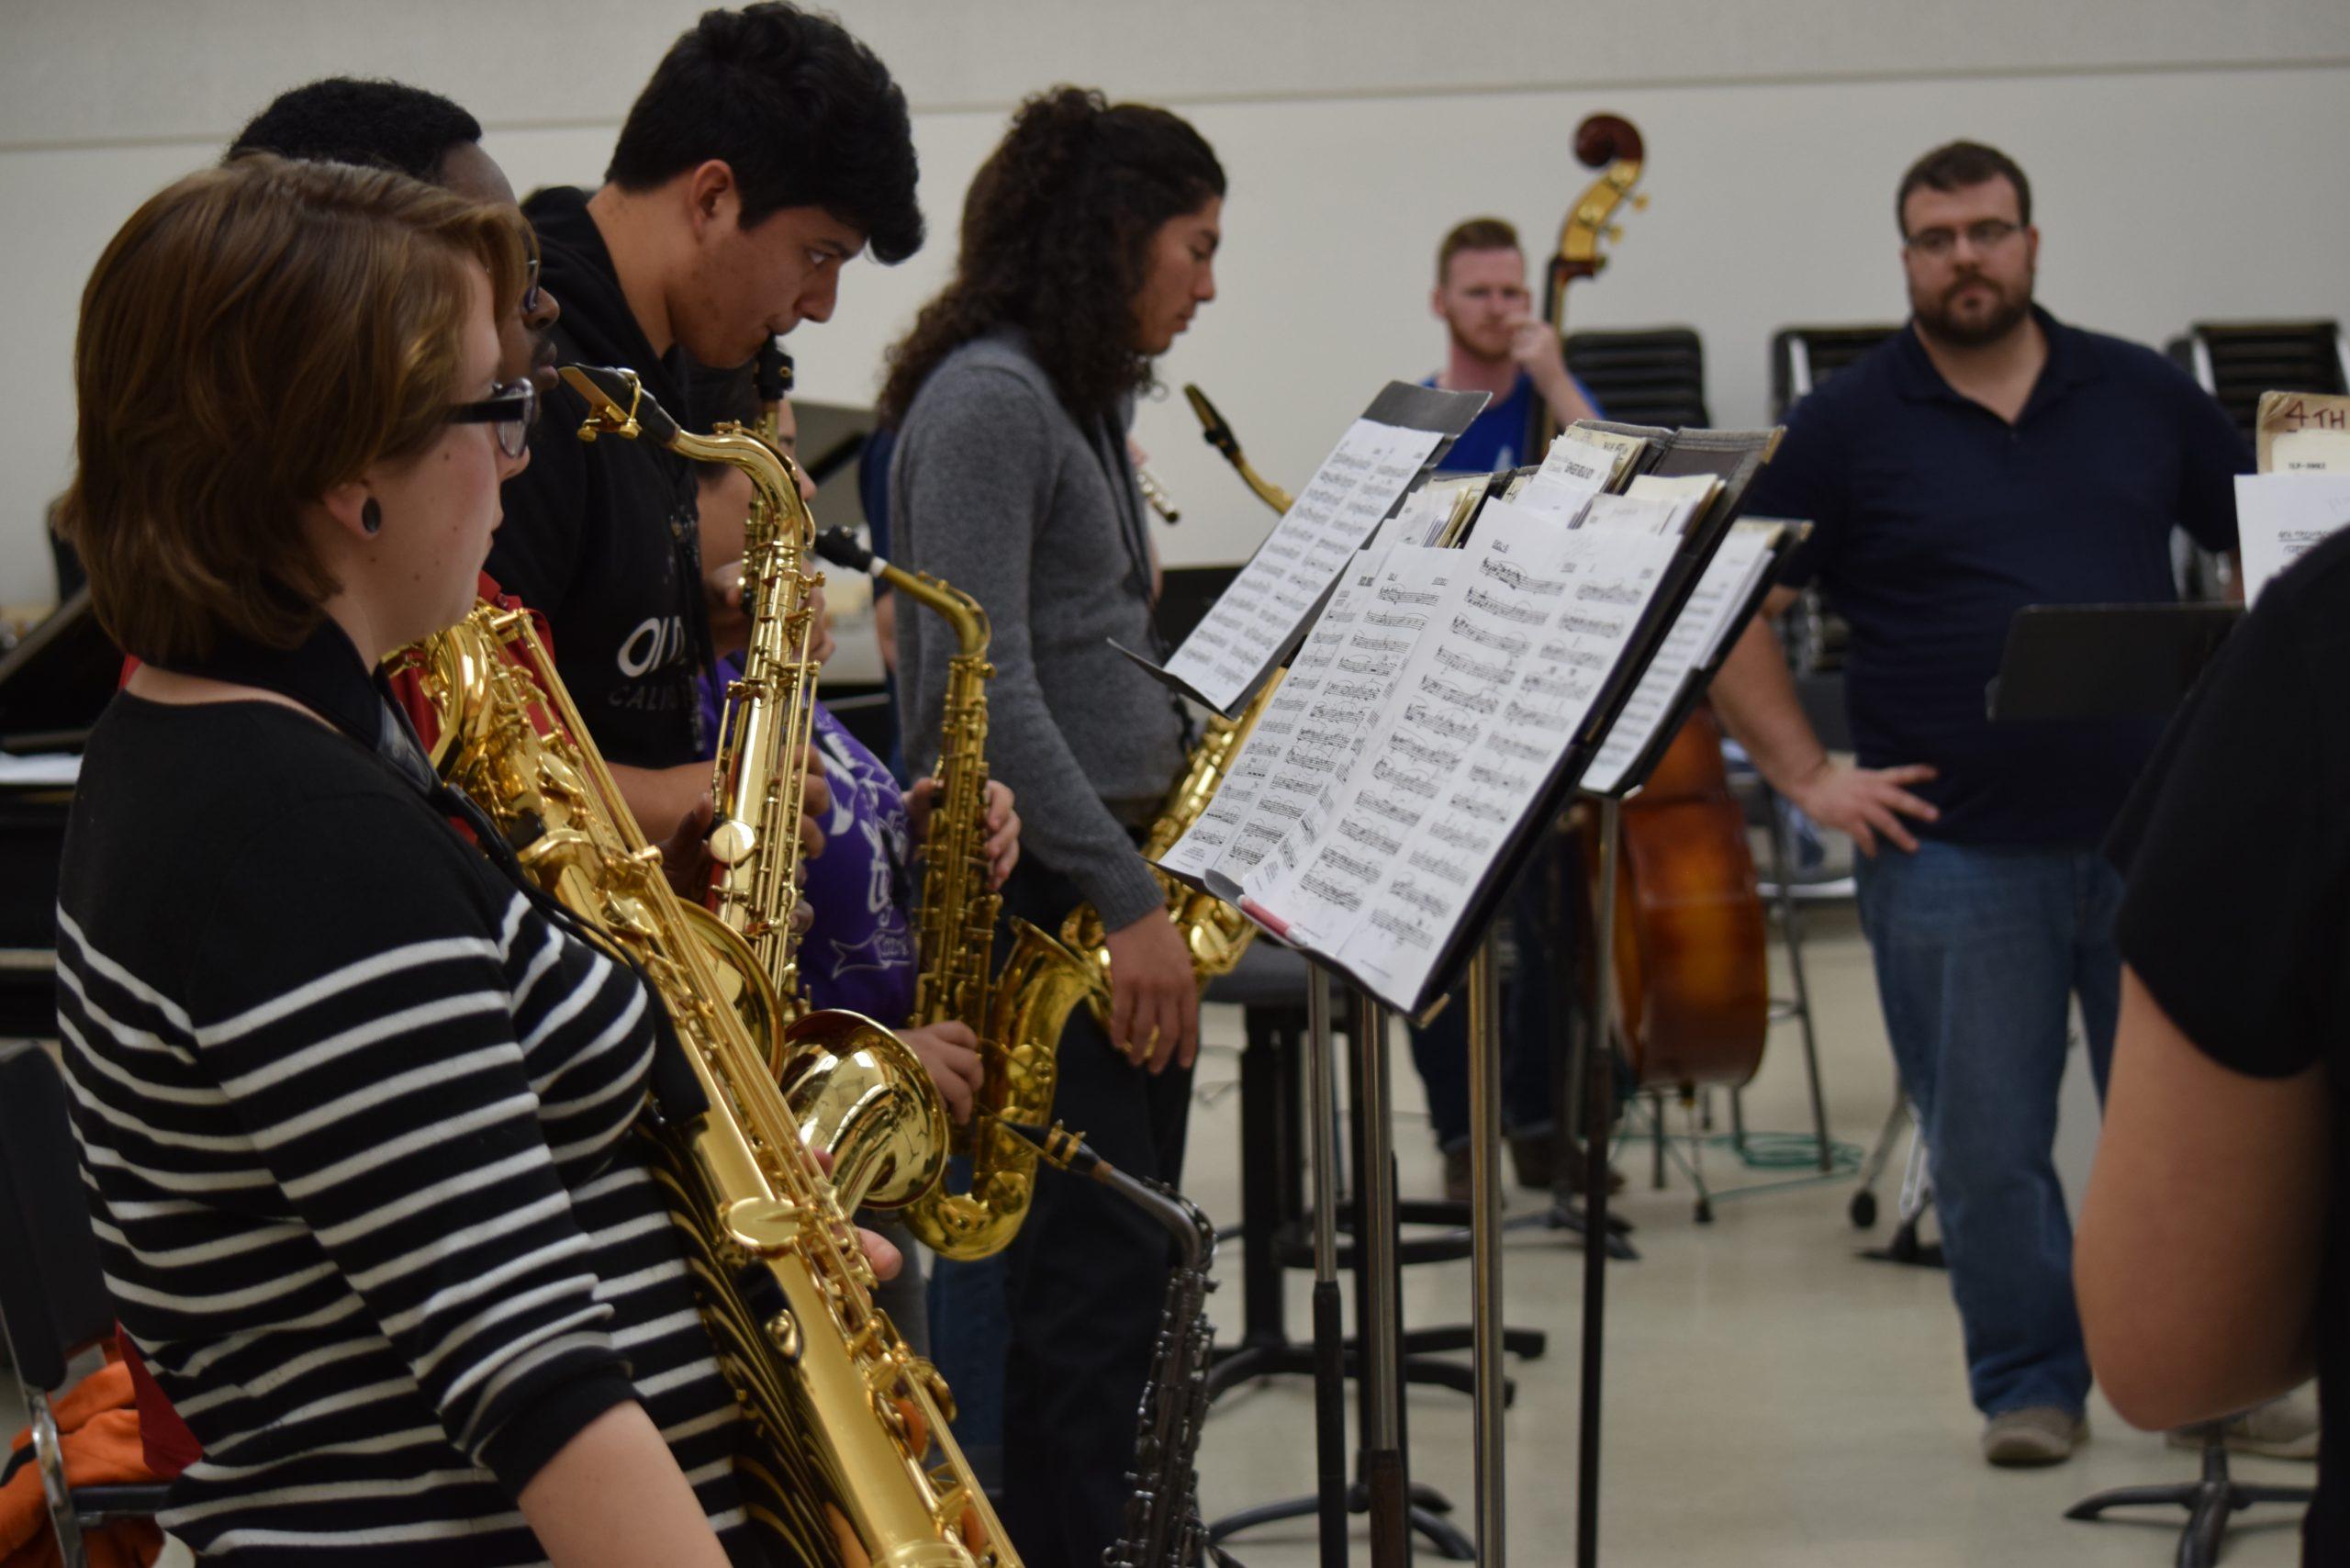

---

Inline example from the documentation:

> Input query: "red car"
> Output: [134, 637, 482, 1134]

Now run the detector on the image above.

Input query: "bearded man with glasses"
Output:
[1708, 140, 2256, 1468]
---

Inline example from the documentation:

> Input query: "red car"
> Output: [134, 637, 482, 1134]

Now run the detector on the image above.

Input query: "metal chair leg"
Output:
[28, 1388, 89, 1568]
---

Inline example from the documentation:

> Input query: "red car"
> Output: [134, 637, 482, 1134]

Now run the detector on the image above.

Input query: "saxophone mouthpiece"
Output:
[754, 338, 793, 405]
[811, 526, 879, 575]
[1182, 384, 1240, 462]
[1002, 1119, 1102, 1177]
[559, 364, 680, 447]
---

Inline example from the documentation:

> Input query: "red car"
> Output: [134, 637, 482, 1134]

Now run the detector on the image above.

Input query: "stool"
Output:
[1203, 948, 1546, 1404]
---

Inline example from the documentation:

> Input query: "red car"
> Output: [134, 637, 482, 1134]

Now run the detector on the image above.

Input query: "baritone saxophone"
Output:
[812, 525, 1102, 1262]
[397, 364, 1007, 1567]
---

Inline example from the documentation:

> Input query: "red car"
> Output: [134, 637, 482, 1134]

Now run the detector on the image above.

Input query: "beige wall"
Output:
[4, 0, 2347, 601]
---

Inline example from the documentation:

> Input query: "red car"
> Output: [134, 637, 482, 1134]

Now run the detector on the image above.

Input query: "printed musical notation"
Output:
[1229, 507, 1680, 1002]
[1580, 522, 1778, 796]
[1166, 479, 1709, 1011]
[1159, 416, 1445, 713]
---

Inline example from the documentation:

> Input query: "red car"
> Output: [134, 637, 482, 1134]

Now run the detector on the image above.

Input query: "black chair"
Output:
[2165, 319, 2348, 440]
[1564, 328, 1708, 431]
[1769, 324, 1901, 421]
[0, 1040, 172, 1566]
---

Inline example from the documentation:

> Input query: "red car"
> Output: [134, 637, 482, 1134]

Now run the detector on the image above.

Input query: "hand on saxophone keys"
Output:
[908, 777, 1022, 889]
[1102, 908, 1201, 1075]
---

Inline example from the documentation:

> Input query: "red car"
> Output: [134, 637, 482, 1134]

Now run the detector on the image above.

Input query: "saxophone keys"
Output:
[709, 817, 758, 866]
[763, 1308, 801, 1362]
[722, 1194, 805, 1255]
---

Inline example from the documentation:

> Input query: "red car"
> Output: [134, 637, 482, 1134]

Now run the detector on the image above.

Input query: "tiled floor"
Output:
[1179, 904, 2308, 1566]
[6, 905, 2307, 1565]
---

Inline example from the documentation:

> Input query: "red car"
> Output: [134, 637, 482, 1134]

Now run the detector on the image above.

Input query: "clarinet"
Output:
[1007, 1126, 1230, 1568]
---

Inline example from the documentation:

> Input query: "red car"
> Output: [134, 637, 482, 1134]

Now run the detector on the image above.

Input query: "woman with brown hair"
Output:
[52, 154, 754, 1566]
[882, 85, 1225, 1566]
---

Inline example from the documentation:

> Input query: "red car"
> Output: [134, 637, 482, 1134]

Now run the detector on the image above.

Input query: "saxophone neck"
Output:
[812, 525, 990, 658]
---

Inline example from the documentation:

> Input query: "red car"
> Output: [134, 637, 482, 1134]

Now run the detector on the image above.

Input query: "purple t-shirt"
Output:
[701, 665, 917, 1023]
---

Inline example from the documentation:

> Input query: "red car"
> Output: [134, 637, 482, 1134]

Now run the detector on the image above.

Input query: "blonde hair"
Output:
[58, 153, 525, 662]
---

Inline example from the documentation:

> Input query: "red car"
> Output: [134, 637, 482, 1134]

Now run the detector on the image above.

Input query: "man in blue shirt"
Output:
[1713, 140, 2249, 1468]
[1426, 217, 1599, 473]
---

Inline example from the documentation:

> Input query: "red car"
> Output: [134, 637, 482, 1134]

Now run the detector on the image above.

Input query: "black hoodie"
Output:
[489, 186, 711, 769]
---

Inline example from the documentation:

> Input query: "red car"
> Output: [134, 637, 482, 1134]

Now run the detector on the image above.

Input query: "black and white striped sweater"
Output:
[56, 692, 755, 1565]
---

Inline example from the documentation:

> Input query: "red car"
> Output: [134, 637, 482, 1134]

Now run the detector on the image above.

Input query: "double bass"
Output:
[1546, 115, 1771, 1092]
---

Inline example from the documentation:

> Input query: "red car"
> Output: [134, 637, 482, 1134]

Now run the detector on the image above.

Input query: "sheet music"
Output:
[2256, 392, 2350, 475]
[1516, 431, 1626, 523]
[1220, 545, 1459, 918]
[1235, 504, 1680, 1003]
[2235, 472, 2350, 604]
[1579, 492, 1683, 536]
[1330, 511, 1682, 1002]
[1159, 417, 1443, 711]
[1623, 472, 1719, 537]
[1565, 423, 1651, 483]
[1579, 523, 1779, 796]
[1159, 546, 1391, 885]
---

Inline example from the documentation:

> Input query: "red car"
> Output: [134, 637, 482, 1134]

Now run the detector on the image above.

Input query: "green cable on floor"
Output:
[1606, 1123, 1866, 1204]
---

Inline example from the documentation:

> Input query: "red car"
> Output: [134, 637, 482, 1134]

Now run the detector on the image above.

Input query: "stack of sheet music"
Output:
[1138, 398, 1797, 1014]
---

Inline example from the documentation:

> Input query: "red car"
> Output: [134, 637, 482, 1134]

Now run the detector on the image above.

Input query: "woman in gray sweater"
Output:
[879, 85, 1225, 1568]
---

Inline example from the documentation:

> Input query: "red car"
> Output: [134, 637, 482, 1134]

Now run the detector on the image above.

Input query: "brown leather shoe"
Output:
[1508, 1131, 1558, 1190]
[1442, 1145, 1472, 1203]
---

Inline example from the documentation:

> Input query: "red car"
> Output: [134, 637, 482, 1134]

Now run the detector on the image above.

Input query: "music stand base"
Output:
[1514, 1198, 1640, 1260]
[1209, 1480, 1477, 1561]
[1209, 1331, 1539, 1403]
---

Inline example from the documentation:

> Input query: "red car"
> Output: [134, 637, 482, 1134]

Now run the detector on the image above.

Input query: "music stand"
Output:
[1986, 601, 2308, 1568]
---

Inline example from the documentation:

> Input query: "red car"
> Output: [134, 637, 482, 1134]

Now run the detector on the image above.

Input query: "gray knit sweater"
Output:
[890, 330, 1185, 931]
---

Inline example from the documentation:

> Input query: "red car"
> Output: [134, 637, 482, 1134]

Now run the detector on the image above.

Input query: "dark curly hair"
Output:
[608, 3, 923, 264]
[878, 86, 1224, 428]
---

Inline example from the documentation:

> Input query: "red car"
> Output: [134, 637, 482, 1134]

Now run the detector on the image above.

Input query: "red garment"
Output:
[0, 1357, 163, 1568]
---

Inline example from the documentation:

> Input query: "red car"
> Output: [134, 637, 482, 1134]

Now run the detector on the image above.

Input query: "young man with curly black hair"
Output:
[489, 3, 923, 844]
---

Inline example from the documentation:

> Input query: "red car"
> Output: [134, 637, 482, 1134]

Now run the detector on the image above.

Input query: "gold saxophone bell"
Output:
[777, 1008, 950, 1213]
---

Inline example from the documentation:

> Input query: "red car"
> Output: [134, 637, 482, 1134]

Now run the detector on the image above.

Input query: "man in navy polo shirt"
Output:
[1712, 140, 2248, 1467]
[1425, 217, 1600, 474]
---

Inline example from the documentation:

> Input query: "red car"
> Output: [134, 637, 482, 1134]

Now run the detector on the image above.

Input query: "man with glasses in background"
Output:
[1707, 140, 2260, 1468]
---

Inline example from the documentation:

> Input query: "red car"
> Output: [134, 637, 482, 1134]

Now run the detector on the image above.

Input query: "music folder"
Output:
[1986, 603, 2241, 723]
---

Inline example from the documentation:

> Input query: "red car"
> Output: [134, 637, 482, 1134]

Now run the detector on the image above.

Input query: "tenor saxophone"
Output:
[811, 527, 1102, 1261]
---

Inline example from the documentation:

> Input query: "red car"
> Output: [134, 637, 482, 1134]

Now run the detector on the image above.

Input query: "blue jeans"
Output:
[1856, 840, 2121, 1418]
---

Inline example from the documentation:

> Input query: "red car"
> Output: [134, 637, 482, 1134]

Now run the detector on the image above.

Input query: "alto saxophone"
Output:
[399, 600, 1009, 1567]
[812, 528, 1101, 1261]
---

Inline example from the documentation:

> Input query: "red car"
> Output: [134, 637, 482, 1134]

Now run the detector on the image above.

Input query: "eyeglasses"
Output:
[447, 379, 537, 459]
[520, 250, 543, 317]
[1905, 218, 2022, 258]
